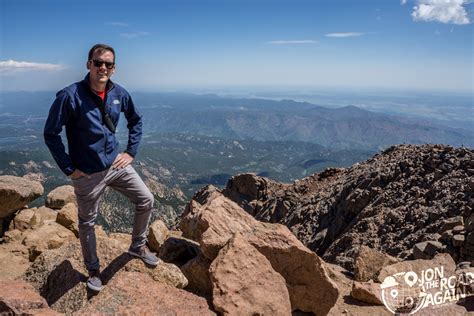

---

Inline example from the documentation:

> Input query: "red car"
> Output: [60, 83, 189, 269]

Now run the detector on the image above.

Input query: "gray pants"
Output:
[71, 165, 154, 272]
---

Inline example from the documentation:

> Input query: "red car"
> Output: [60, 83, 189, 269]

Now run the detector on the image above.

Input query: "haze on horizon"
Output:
[0, 0, 473, 93]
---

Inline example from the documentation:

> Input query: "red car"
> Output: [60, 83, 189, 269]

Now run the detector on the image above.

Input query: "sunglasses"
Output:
[90, 59, 115, 69]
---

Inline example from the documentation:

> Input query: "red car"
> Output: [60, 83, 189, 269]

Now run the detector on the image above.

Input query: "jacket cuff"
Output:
[64, 166, 76, 176]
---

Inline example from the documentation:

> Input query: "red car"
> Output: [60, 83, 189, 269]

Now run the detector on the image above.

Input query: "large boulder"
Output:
[56, 203, 78, 237]
[22, 221, 76, 261]
[78, 272, 215, 315]
[0, 279, 60, 315]
[180, 185, 339, 315]
[45, 185, 76, 209]
[0, 175, 43, 218]
[210, 234, 291, 315]
[22, 234, 188, 314]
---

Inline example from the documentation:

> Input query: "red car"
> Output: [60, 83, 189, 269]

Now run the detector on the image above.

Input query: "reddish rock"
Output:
[0, 175, 43, 218]
[181, 253, 213, 296]
[56, 203, 79, 237]
[45, 185, 76, 209]
[354, 245, 399, 282]
[78, 272, 214, 315]
[181, 185, 339, 315]
[0, 279, 59, 315]
[210, 234, 291, 315]
[350, 281, 384, 305]
[147, 219, 169, 252]
[22, 235, 187, 314]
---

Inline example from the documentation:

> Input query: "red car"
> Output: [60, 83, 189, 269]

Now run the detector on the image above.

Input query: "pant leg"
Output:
[72, 172, 107, 272]
[106, 165, 154, 249]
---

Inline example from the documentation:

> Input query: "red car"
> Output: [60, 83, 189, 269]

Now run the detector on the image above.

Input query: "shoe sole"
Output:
[127, 250, 160, 266]
[87, 282, 103, 292]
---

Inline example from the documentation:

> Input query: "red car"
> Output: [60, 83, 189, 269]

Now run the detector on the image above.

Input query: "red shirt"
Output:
[96, 90, 106, 101]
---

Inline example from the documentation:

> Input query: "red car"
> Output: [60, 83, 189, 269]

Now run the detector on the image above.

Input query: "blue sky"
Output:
[0, 0, 473, 92]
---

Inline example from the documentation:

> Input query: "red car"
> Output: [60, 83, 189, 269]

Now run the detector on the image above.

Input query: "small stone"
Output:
[452, 235, 465, 248]
[452, 225, 464, 234]
[439, 216, 464, 233]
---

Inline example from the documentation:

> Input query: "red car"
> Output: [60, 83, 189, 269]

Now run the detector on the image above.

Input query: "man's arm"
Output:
[43, 91, 76, 176]
[113, 92, 143, 169]
[123, 92, 143, 157]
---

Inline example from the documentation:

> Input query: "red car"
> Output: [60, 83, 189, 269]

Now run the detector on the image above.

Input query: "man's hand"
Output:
[112, 152, 134, 169]
[69, 169, 90, 180]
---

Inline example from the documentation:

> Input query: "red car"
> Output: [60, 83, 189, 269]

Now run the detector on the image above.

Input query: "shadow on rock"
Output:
[101, 253, 133, 285]
[41, 260, 85, 306]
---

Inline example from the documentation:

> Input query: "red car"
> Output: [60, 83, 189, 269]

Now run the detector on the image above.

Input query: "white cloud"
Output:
[401, 0, 407, 5]
[267, 40, 317, 44]
[120, 31, 151, 39]
[0, 60, 65, 74]
[412, 0, 470, 24]
[325, 32, 365, 38]
[105, 22, 129, 27]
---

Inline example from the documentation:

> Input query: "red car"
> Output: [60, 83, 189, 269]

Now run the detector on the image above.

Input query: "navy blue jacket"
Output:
[44, 74, 142, 176]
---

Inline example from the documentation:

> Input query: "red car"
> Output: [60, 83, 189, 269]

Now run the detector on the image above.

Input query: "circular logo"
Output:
[381, 272, 426, 314]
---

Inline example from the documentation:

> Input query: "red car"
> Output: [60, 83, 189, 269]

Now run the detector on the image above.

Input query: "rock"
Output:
[180, 253, 213, 296]
[0, 279, 60, 315]
[0, 175, 43, 218]
[147, 219, 169, 252]
[45, 185, 76, 209]
[21, 221, 76, 261]
[34, 206, 57, 222]
[8, 209, 40, 232]
[159, 235, 200, 266]
[78, 272, 214, 315]
[439, 216, 464, 233]
[453, 225, 464, 234]
[453, 234, 465, 248]
[210, 234, 291, 315]
[22, 235, 188, 314]
[56, 203, 78, 237]
[413, 241, 444, 259]
[0, 243, 30, 280]
[350, 281, 384, 305]
[354, 246, 399, 282]
[221, 145, 474, 272]
[326, 263, 392, 315]
[378, 253, 456, 284]
[181, 185, 339, 315]
[3, 228, 23, 243]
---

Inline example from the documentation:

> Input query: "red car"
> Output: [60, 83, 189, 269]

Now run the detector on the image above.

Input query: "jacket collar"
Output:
[82, 73, 115, 93]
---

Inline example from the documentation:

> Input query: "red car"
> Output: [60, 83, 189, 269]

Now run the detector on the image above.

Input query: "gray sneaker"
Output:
[87, 270, 103, 292]
[127, 244, 160, 266]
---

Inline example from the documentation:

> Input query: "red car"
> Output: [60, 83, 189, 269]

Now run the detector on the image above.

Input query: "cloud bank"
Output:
[120, 31, 151, 39]
[412, 0, 470, 24]
[0, 60, 65, 74]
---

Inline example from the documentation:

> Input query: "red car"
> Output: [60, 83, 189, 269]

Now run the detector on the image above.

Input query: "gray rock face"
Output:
[223, 144, 474, 270]
[0, 175, 43, 219]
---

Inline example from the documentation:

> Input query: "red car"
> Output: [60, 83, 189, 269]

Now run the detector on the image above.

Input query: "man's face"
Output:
[87, 49, 115, 87]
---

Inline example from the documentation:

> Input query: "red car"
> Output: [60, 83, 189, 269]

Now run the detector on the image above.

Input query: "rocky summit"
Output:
[224, 144, 474, 271]
[0, 144, 473, 315]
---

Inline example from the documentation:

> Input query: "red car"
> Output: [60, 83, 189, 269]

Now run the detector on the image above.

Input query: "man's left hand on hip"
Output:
[112, 152, 134, 169]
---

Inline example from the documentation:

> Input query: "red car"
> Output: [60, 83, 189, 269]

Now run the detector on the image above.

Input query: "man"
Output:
[44, 43, 159, 292]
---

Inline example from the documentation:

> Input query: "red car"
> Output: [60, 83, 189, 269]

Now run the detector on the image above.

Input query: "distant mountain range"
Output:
[133, 92, 474, 150]
[0, 91, 472, 152]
